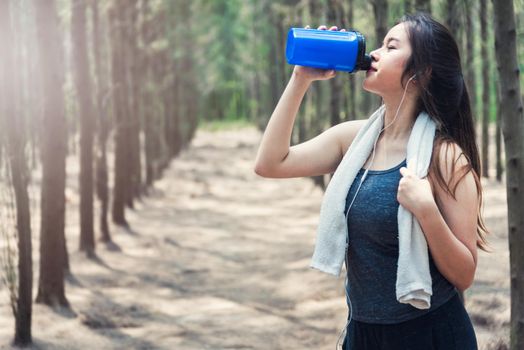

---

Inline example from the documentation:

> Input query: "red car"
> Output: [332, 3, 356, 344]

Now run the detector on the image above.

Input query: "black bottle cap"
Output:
[360, 54, 372, 71]
[353, 31, 372, 72]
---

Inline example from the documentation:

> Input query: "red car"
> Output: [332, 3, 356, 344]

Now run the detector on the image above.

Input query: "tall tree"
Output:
[34, 0, 69, 307]
[0, 0, 33, 344]
[72, 0, 96, 256]
[248, 0, 263, 123]
[404, 0, 413, 13]
[445, 0, 461, 35]
[414, 0, 431, 13]
[140, 0, 156, 188]
[463, 0, 476, 125]
[496, 83, 503, 182]
[344, 0, 356, 120]
[363, 0, 388, 116]
[492, 0, 524, 349]
[178, 0, 199, 144]
[91, 0, 111, 242]
[109, 0, 130, 226]
[267, 2, 282, 112]
[124, 0, 142, 205]
[328, 0, 342, 126]
[480, 0, 490, 177]
[371, 0, 389, 50]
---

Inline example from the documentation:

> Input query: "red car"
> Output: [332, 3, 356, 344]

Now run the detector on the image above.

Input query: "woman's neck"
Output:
[380, 92, 419, 141]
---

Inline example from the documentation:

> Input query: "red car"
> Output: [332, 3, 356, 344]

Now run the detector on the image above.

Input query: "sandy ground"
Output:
[0, 125, 510, 349]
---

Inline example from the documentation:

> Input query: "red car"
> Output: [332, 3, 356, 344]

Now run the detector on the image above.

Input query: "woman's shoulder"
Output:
[429, 138, 477, 197]
[333, 119, 369, 155]
[432, 139, 471, 175]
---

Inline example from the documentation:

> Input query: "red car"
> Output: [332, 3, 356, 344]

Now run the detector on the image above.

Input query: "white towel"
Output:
[309, 104, 436, 309]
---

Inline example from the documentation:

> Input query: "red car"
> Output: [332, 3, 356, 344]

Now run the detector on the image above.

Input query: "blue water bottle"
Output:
[285, 28, 371, 73]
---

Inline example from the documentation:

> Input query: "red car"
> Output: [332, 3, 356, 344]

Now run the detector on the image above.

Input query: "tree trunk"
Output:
[371, 0, 388, 48]
[328, 0, 341, 126]
[250, 1, 263, 123]
[445, 0, 461, 35]
[346, 0, 356, 120]
[91, 0, 111, 242]
[72, 0, 96, 257]
[119, 4, 136, 210]
[492, 1, 524, 349]
[109, 0, 129, 226]
[464, 0, 476, 124]
[370, 0, 388, 113]
[181, 3, 198, 146]
[480, 0, 490, 177]
[140, 0, 155, 188]
[306, 0, 325, 189]
[276, 11, 288, 96]
[34, 0, 69, 307]
[126, 0, 142, 203]
[496, 82, 503, 182]
[0, 0, 33, 344]
[268, 4, 281, 114]
[414, 0, 431, 13]
[404, 0, 413, 13]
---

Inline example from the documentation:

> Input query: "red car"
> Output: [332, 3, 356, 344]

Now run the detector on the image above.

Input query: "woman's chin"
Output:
[362, 80, 377, 94]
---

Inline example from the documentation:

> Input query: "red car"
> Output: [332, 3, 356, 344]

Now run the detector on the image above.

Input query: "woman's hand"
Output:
[397, 167, 437, 218]
[292, 25, 345, 83]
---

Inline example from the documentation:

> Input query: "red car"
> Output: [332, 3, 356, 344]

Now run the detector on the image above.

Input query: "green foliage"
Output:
[112, 0, 524, 127]
[199, 118, 253, 132]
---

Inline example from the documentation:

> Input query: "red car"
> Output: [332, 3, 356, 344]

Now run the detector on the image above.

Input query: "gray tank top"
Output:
[344, 158, 457, 324]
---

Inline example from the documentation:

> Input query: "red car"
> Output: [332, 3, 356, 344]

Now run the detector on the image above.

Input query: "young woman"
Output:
[254, 12, 490, 350]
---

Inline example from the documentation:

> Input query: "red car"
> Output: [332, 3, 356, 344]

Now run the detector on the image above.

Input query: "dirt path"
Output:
[0, 126, 510, 349]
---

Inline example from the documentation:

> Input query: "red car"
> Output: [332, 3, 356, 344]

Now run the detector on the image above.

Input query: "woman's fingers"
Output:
[325, 70, 336, 79]
[315, 25, 342, 31]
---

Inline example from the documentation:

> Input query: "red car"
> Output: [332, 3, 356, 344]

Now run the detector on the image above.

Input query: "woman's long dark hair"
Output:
[399, 13, 491, 252]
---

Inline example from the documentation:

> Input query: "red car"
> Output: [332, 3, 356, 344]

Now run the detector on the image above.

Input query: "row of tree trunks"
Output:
[0, 0, 200, 345]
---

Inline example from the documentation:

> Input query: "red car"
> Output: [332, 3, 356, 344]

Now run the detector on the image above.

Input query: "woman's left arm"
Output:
[397, 143, 478, 292]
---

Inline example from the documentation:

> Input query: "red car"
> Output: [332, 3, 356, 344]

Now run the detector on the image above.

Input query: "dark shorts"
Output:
[342, 293, 478, 350]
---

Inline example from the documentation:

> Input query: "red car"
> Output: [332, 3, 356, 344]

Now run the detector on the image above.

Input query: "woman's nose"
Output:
[370, 49, 380, 61]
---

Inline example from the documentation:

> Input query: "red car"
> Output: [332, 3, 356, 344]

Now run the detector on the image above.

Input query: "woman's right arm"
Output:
[253, 69, 338, 178]
[254, 79, 367, 179]
[254, 25, 365, 178]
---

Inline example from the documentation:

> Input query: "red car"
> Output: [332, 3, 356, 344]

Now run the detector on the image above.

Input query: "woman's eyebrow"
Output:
[383, 37, 401, 45]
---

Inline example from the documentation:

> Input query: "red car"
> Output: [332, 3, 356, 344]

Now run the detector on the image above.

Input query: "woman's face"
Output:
[363, 23, 413, 97]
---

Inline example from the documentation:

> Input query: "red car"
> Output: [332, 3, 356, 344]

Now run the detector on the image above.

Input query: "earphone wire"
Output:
[335, 74, 416, 350]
